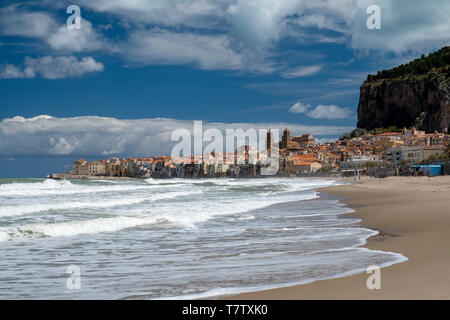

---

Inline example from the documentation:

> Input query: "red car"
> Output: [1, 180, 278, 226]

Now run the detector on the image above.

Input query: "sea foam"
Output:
[0, 190, 202, 218]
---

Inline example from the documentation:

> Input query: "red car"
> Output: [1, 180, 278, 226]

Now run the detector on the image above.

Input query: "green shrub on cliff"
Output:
[367, 46, 450, 82]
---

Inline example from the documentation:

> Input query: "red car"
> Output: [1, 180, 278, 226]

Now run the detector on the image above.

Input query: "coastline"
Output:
[47, 173, 343, 180]
[48, 174, 141, 180]
[225, 176, 450, 300]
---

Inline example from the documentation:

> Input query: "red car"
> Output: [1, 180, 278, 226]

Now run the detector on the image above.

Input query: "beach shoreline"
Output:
[224, 176, 450, 300]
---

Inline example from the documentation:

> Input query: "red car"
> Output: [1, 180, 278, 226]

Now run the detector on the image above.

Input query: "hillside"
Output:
[357, 46, 450, 133]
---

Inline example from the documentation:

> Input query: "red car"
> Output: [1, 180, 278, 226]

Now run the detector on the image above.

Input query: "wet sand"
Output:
[226, 176, 450, 300]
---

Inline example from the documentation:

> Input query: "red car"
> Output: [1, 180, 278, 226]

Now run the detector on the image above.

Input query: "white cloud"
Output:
[3, 115, 54, 123]
[289, 102, 352, 119]
[0, 56, 104, 79]
[49, 137, 80, 155]
[0, 64, 35, 79]
[2, 0, 450, 76]
[80, 0, 226, 28]
[230, 0, 450, 54]
[348, 0, 450, 54]
[0, 115, 353, 157]
[94, 0, 450, 70]
[125, 29, 244, 71]
[307, 104, 352, 120]
[0, 4, 56, 38]
[293, 13, 349, 34]
[281, 65, 323, 78]
[228, 0, 302, 49]
[0, 5, 108, 54]
[47, 19, 108, 52]
[289, 102, 311, 114]
[315, 137, 337, 145]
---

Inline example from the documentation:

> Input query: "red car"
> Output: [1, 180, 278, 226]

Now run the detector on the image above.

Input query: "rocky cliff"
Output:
[357, 47, 450, 133]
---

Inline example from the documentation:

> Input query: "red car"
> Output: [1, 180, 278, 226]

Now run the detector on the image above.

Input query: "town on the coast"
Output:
[53, 126, 450, 179]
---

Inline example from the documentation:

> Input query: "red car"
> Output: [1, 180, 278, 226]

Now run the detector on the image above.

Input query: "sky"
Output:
[1, 0, 449, 177]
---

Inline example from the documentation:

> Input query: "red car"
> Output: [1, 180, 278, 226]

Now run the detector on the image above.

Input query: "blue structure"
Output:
[409, 165, 442, 176]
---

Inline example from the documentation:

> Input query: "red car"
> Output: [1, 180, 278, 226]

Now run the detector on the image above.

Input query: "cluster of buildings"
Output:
[67, 127, 449, 179]
[327, 127, 449, 173]
[71, 148, 271, 178]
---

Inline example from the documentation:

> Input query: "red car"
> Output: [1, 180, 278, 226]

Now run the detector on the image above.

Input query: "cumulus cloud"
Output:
[289, 102, 311, 114]
[0, 56, 104, 79]
[0, 64, 35, 79]
[289, 102, 352, 119]
[47, 18, 108, 52]
[0, 5, 108, 54]
[0, 115, 353, 157]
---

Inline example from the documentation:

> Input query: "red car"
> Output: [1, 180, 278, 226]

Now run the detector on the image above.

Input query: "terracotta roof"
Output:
[288, 155, 321, 163]
[291, 161, 319, 165]
[376, 133, 402, 136]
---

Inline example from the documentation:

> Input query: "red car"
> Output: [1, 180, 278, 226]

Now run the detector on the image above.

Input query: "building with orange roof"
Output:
[285, 159, 322, 173]
[72, 159, 88, 175]
[288, 154, 322, 164]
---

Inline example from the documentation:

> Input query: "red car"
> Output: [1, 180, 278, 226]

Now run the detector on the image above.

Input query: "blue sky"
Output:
[1, 0, 449, 177]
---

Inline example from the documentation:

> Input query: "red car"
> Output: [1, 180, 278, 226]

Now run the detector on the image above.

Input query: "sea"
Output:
[0, 177, 407, 299]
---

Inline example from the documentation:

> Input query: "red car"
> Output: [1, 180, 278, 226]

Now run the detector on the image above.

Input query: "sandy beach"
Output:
[227, 176, 450, 300]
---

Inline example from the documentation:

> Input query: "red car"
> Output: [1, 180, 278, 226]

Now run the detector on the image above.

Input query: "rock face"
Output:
[357, 77, 450, 133]
[357, 46, 450, 133]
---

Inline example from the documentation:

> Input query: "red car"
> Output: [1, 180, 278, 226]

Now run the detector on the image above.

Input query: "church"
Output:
[279, 128, 315, 150]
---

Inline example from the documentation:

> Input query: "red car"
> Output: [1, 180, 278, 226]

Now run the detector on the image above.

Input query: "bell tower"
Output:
[266, 129, 273, 156]
[280, 128, 291, 149]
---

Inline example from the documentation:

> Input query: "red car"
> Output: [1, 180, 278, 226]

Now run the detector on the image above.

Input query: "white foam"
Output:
[144, 177, 338, 190]
[0, 189, 318, 240]
[0, 177, 338, 198]
[235, 215, 256, 221]
[0, 230, 9, 242]
[4, 216, 159, 239]
[0, 190, 202, 217]
[0, 179, 166, 197]
[0, 178, 332, 240]
[0, 179, 72, 191]
[148, 190, 319, 228]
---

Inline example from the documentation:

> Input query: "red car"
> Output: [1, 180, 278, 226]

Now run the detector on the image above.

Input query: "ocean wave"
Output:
[0, 178, 338, 198]
[0, 179, 171, 197]
[0, 190, 318, 240]
[254, 226, 377, 238]
[1, 216, 161, 239]
[0, 190, 202, 218]
[235, 215, 256, 221]
[145, 177, 338, 189]
[150, 190, 319, 228]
